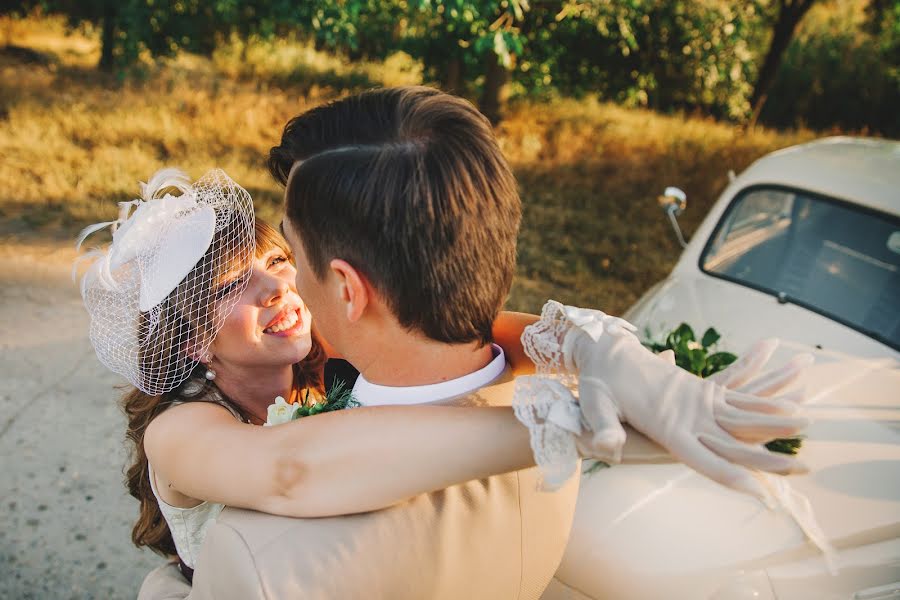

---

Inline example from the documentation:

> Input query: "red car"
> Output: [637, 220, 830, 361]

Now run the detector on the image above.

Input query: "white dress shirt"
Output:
[352, 344, 506, 406]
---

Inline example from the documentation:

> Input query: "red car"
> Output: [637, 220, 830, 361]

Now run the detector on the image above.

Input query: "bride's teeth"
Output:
[266, 309, 299, 333]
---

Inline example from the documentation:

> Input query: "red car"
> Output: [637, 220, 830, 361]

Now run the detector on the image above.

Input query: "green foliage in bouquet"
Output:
[292, 379, 360, 419]
[646, 323, 802, 456]
[645, 323, 738, 378]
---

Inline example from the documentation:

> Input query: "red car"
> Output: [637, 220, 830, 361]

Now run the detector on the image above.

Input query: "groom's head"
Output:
[269, 87, 520, 348]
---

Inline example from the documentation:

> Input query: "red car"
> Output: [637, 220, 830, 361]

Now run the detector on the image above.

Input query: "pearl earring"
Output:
[204, 354, 216, 381]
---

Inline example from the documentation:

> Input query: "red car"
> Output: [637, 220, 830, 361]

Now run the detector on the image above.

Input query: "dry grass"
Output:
[0, 16, 816, 315]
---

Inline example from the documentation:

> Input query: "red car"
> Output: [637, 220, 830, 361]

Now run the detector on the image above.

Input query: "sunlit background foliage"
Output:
[0, 0, 895, 315]
[3, 0, 896, 131]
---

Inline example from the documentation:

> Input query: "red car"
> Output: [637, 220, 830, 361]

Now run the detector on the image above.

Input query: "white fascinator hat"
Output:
[75, 168, 255, 395]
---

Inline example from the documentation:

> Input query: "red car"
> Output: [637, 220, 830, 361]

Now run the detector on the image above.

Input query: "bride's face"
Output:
[209, 247, 313, 370]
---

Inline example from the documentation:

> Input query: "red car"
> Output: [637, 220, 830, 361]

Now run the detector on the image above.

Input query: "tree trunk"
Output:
[479, 50, 509, 124]
[444, 57, 463, 96]
[749, 0, 817, 125]
[98, 1, 117, 72]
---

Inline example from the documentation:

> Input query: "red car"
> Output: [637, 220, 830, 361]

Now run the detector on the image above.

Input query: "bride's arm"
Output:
[141, 312, 544, 520]
[144, 401, 536, 518]
[492, 311, 538, 375]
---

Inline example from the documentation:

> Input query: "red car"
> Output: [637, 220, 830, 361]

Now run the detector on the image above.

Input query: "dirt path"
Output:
[0, 240, 161, 599]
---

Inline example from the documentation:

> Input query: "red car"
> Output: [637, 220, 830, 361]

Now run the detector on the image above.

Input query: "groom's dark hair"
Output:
[268, 86, 520, 345]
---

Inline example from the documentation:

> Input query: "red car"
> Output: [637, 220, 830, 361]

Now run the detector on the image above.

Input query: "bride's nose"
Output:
[259, 273, 289, 307]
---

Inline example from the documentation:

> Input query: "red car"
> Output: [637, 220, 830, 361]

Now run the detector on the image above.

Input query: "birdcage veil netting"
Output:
[76, 168, 255, 395]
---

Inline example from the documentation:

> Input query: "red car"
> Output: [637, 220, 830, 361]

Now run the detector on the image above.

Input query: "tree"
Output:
[46, 0, 117, 70]
[401, 0, 528, 122]
[749, 0, 819, 125]
[757, 0, 900, 136]
[517, 1, 765, 120]
[30, 0, 289, 71]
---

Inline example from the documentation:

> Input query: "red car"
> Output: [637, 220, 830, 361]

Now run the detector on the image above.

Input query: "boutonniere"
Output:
[264, 380, 360, 426]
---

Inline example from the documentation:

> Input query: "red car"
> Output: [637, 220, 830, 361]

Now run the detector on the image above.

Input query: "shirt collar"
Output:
[352, 344, 506, 407]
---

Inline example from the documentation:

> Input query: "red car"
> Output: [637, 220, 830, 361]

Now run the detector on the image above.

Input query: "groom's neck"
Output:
[354, 332, 494, 387]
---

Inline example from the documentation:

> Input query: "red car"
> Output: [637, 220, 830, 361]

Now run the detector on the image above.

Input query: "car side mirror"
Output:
[658, 186, 688, 248]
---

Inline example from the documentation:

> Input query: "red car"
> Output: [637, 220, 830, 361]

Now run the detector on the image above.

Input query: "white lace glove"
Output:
[516, 301, 810, 500]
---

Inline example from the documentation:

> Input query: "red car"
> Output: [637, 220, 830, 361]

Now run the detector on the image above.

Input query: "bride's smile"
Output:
[263, 305, 308, 336]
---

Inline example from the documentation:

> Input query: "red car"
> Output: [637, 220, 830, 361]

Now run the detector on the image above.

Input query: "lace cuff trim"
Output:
[521, 300, 637, 377]
[514, 300, 638, 490]
[512, 375, 583, 491]
[520, 300, 574, 380]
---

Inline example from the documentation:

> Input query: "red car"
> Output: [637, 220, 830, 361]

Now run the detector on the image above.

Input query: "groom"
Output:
[141, 86, 582, 599]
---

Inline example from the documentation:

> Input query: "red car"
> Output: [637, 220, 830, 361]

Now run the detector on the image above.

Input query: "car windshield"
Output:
[701, 187, 900, 350]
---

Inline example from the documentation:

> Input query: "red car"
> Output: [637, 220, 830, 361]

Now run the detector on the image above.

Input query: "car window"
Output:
[701, 187, 900, 350]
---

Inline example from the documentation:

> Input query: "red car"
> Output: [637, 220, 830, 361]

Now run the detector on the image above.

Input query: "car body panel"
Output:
[549, 357, 900, 600]
[731, 137, 900, 217]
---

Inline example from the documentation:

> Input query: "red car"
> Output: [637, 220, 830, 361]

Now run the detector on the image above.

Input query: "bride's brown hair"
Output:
[121, 220, 325, 557]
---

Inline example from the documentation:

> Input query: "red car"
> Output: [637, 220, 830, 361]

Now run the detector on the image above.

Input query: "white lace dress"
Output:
[148, 465, 224, 570]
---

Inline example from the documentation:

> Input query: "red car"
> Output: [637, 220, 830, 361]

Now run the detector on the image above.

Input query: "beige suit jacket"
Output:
[139, 367, 580, 600]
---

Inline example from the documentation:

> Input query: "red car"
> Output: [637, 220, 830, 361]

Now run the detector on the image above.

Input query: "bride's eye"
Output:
[268, 255, 288, 268]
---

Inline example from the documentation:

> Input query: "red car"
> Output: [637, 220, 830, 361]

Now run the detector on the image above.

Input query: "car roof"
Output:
[735, 136, 900, 216]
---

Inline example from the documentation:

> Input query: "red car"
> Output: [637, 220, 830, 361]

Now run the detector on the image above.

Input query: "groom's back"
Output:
[187, 371, 579, 600]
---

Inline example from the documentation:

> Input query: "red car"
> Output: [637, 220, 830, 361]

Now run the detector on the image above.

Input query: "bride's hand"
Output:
[523, 302, 811, 502]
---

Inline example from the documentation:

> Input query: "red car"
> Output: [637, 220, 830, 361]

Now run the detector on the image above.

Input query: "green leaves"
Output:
[701, 328, 720, 348]
[647, 322, 737, 378]
[705, 351, 738, 377]
[31, 0, 893, 133]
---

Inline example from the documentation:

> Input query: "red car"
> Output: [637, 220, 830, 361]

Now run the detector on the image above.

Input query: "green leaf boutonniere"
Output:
[264, 379, 361, 426]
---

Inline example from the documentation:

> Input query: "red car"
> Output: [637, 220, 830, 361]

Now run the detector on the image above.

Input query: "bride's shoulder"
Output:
[146, 397, 241, 454]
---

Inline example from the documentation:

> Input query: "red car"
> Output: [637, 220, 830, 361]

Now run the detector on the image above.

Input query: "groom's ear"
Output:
[328, 259, 369, 323]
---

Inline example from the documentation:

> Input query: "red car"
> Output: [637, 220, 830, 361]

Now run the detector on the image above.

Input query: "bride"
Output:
[75, 168, 808, 584]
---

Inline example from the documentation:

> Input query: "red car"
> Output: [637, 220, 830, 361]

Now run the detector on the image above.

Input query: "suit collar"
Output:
[353, 344, 506, 406]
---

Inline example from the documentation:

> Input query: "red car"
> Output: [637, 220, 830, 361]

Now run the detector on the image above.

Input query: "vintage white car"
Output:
[544, 137, 900, 600]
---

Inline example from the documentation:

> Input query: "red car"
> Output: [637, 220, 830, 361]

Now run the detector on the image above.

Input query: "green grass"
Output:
[0, 15, 816, 316]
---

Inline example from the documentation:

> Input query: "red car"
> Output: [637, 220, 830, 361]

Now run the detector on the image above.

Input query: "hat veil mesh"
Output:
[77, 168, 256, 395]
